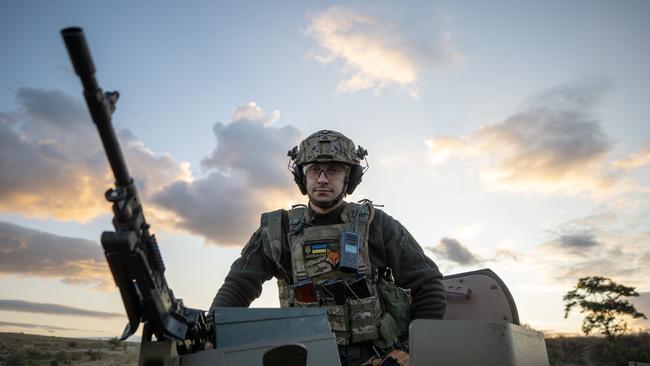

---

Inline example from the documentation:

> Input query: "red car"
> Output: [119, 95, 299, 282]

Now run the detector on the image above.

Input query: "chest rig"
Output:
[264, 202, 382, 346]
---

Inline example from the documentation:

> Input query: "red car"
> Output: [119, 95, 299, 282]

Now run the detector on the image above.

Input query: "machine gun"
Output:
[60, 27, 207, 353]
[60, 27, 339, 366]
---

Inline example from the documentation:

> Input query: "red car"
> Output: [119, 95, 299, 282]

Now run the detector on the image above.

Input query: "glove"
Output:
[371, 350, 409, 366]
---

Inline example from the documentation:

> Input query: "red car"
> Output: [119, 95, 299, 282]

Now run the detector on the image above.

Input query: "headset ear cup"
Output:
[346, 165, 363, 194]
[293, 168, 308, 195]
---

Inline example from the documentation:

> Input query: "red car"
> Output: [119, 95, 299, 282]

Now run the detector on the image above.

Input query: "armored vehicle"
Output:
[139, 269, 550, 366]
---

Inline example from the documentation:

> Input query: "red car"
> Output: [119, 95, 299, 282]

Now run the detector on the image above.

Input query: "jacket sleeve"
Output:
[369, 210, 447, 320]
[209, 228, 276, 310]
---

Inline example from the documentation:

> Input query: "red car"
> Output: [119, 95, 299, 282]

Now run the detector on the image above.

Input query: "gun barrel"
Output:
[61, 27, 205, 346]
[61, 27, 97, 90]
[61, 27, 132, 186]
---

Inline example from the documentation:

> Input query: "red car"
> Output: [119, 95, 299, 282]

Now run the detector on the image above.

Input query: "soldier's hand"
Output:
[371, 350, 409, 366]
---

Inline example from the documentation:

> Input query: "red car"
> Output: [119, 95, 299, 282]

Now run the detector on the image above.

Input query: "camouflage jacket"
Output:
[210, 202, 447, 320]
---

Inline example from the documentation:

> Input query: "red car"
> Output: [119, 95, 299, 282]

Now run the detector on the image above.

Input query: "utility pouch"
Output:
[377, 278, 411, 337]
[320, 279, 347, 305]
[373, 312, 400, 349]
[277, 279, 291, 308]
[346, 276, 371, 299]
[292, 280, 318, 305]
[328, 304, 350, 345]
[349, 296, 379, 343]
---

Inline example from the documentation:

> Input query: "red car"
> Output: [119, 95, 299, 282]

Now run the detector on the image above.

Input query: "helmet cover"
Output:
[293, 130, 360, 166]
[288, 130, 367, 195]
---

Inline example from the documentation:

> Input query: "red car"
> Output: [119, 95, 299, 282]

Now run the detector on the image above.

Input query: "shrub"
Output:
[87, 349, 102, 361]
[593, 334, 650, 365]
[25, 349, 51, 360]
[6, 351, 28, 366]
[54, 351, 71, 365]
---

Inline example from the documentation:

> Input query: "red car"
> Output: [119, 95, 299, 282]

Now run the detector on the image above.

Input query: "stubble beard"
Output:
[308, 188, 343, 209]
[309, 195, 338, 209]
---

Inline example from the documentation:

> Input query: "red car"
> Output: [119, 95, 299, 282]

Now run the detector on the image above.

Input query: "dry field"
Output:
[0, 333, 138, 366]
[545, 333, 650, 366]
[2, 331, 650, 365]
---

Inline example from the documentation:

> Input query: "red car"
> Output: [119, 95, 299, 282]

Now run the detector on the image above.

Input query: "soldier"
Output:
[211, 130, 446, 366]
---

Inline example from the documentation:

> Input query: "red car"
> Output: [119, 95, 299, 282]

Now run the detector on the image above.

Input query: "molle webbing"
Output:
[287, 207, 309, 282]
[284, 202, 380, 345]
[287, 203, 374, 284]
[260, 209, 289, 281]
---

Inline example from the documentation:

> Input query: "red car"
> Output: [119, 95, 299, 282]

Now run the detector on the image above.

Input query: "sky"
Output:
[1, 0, 649, 339]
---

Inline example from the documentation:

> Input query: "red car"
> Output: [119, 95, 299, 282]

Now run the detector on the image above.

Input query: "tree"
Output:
[564, 276, 647, 339]
[107, 337, 121, 348]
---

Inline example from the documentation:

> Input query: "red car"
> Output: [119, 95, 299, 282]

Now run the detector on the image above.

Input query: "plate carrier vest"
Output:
[260, 201, 383, 346]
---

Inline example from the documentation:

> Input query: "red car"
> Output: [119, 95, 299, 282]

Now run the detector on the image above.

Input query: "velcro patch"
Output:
[303, 241, 340, 277]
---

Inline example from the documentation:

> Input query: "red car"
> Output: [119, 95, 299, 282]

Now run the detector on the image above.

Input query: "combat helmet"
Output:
[288, 130, 368, 195]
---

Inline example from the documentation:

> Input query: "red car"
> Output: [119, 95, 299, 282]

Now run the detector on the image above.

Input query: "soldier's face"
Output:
[304, 163, 348, 209]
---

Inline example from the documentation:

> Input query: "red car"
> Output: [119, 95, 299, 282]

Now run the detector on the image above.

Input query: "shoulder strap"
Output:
[286, 206, 309, 282]
[357, 199, 376, 223]
[288, 206, 306, 220]
[260, 209, 290, 281]
[360, 201, 375, 277]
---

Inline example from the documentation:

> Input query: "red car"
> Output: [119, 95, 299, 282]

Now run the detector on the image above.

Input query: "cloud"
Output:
[152, 173, 268, 245]
[558, 258, 639, 282]
[153, 103, 303, 246]
[641, 252, 650, 265]
[0, 321, 92, 333]
[450, 222, 484, 241]
[0, 89, 107, 220]
[428, 237, 480, 265]
[630, 292, 650, 330]
[119, 129, 193, 192]
[559, 233, 600, 250]
[534, 212, 650, 287]
[612, 144, 650, 171]
[0, 87, 191, 222]
[231, 102, 280, 126]
[491, 248, 522, 262]
[0, 300, 123, 318]
[540, 232, 601, 255]
[559, 212, 619, 228]
[425, 77, 632, 195]
[200, 109, 300, 188]
[306, 6, 462, 98]
[0, 220, 112, 289]
[0, 88, 303, 246]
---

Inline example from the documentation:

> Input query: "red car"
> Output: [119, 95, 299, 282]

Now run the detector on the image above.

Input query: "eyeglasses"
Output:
[304, 163, 348, 179]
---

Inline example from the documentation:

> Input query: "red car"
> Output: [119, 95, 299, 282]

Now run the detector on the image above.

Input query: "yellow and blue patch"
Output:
[303, 241, 341, 276]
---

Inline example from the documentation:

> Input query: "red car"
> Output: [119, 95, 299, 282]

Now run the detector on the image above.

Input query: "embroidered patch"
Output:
[303, 241, 340, 277]
[304, 242, 329, 259]
[326, 249, 340, 267]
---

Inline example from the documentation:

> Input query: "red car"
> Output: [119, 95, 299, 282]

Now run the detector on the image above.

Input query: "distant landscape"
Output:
[0, 333, 138, 366]
[1, 332, 649, 365]
[545, 333, 650, 366]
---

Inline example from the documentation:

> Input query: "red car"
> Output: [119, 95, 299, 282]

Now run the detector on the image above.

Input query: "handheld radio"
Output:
[339, 231, 360, 273]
